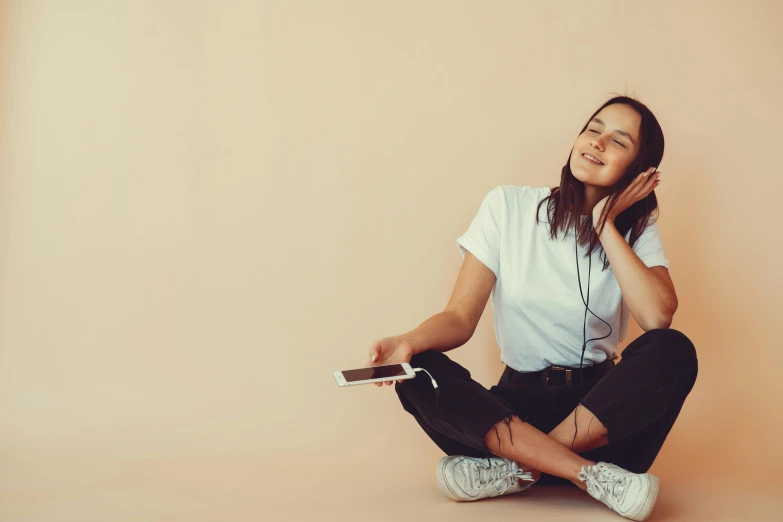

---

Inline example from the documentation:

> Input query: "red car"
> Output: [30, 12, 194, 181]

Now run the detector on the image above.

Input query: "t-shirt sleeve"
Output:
[456, 186, 505, 277]
[632, 218, 670, 270]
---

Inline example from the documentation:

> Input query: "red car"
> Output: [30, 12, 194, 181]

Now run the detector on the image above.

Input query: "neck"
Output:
[581, 184, 610, 215]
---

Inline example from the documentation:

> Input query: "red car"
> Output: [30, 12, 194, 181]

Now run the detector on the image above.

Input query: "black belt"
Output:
[500, 357, 617, 387]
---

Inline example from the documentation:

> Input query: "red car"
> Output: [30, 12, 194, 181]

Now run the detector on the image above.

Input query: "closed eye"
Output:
[588, 129, 626, 148]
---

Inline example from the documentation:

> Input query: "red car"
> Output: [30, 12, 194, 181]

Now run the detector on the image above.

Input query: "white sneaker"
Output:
[436, 456, 538, 502]
[578, 462, 660, 521]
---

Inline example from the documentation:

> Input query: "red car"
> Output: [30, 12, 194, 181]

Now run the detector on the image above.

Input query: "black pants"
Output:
[394, 328, 698, 487]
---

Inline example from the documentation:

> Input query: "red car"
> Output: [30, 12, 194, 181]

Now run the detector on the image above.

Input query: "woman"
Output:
[363, 95, 698, 522]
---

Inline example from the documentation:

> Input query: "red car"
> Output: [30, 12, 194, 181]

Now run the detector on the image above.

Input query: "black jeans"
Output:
[394, 328, 698, 487]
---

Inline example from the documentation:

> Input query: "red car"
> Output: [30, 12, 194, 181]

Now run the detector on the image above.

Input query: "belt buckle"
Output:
[543, 365, 572, 386]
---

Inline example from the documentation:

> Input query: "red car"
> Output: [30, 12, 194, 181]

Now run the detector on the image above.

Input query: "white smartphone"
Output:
[333, 363, 416, 387]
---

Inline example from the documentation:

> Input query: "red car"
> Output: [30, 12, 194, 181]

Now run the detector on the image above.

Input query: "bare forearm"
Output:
[598, 221, 676, 329]
[395, 311, 473, 355]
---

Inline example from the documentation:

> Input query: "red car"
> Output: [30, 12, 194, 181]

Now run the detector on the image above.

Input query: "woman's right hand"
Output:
[366, 336, 416, 387]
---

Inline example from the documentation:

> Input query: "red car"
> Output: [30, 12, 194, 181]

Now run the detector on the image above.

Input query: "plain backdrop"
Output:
[1, 1, 782, 521]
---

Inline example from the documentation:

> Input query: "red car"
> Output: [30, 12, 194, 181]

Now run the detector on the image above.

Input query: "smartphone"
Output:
[333, 363, 416, 387]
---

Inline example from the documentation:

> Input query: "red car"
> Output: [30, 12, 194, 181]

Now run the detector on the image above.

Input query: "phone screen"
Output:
[342, 364, 407, 382]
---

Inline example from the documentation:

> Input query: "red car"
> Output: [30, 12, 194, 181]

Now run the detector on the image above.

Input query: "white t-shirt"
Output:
[456, 185, 669, 372]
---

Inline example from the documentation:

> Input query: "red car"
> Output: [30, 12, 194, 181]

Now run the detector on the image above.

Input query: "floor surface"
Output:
[1, 447, 781, 522]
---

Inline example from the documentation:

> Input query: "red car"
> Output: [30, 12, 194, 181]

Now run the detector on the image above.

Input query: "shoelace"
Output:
[578, 463, 628, 504]
[472, 460, 535, 494]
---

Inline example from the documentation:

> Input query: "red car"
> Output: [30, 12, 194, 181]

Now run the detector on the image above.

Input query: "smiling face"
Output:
[569, 103, 642, 189]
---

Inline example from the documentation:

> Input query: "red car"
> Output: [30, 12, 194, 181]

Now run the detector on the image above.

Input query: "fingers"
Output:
[636, 168, 661, 190]
[648, 169, 661, 189]
[637, 167, 654, 182]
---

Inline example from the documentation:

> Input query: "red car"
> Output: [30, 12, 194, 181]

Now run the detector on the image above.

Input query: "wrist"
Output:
[593, 210, 612, 223]
[594, 215, 615, 229]
[395, 334, 422, 356]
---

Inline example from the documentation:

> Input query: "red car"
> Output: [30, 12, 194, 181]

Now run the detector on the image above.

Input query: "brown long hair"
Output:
[536, 95, 665, 271]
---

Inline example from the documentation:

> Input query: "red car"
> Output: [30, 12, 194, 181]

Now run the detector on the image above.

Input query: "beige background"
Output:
[1, 1, 782, 521]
